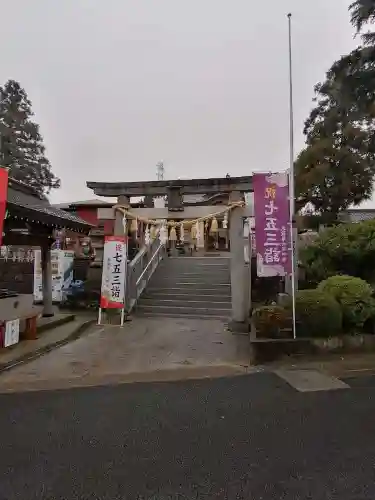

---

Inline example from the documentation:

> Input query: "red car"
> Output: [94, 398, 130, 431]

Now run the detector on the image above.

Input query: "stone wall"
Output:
[0, 259, 34, 294]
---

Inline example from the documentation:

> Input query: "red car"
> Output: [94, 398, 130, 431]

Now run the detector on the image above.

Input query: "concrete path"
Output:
[0, 317, 251, 392]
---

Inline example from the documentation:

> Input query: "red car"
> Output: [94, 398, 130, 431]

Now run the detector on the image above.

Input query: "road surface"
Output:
[1, 372, 375, 499]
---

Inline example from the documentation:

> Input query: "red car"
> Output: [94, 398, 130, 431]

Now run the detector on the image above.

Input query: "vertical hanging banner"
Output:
[100, 236, 127, 309]
[253, 172, 291, 277]
[0, 168, 9, 247]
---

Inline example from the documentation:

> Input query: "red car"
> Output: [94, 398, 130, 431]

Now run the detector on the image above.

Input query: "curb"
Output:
[0, 319, 96, 375]
[37, 314, 76, 335]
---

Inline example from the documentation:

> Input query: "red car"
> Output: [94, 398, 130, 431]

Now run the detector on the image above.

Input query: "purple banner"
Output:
[253, 172, 291, 277]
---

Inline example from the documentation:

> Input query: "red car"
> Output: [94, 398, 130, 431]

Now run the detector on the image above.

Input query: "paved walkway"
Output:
[0, 317, 251, 392]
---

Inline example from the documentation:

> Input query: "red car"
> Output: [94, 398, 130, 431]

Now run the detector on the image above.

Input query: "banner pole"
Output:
[122, 215, 128, 322]
[288, 12, 297, 339]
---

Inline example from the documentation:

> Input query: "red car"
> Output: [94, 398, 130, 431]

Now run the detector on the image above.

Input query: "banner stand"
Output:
[97, 307, 125, 327]
[98, 235, 127, 327]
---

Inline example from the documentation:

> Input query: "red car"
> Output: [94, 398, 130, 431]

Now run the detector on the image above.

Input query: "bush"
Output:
[317, 275, 375, 330]
[300, 219, 375, 286]
[252, 305, 288, 338]
[288, 289, 342, 338]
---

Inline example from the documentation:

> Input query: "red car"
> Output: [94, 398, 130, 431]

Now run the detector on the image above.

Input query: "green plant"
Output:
[252, 305, 289, 338]
[317, 275, 375, 330]
[288, 289, 343, 338]
[300, 219, 375, 286]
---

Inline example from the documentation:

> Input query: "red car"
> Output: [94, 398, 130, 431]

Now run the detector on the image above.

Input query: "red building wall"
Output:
[75, 207, 114, 234]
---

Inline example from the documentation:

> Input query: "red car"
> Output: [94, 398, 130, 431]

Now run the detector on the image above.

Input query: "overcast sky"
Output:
[0, 0, 359, 203]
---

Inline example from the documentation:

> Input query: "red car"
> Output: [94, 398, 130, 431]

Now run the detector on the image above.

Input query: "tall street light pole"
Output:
[287, 12, 297, 339]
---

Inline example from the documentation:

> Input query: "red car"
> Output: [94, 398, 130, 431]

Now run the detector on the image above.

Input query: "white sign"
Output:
[33, 250, 75, 303]
[100, 236, 127, 309]
[4, 319, 20, 347]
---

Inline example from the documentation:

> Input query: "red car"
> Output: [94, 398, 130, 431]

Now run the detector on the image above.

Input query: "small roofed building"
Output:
[3, 177, 92, 319]
[339, 208, 375, 223]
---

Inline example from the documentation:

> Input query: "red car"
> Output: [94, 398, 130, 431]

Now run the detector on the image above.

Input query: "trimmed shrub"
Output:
[300, 218, 375, 286]
[288, 289, 342, 338]
[252, 305, 289, 338]
[317, 275, 375, 330]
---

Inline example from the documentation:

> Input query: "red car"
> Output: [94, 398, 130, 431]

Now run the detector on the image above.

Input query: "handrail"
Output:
[125, 231, 166, 314]
[136, 242, 164, 286]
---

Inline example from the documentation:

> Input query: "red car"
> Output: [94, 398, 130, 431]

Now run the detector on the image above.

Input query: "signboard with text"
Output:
[253, 172, 291, 277]
[100, 236, 126, 309]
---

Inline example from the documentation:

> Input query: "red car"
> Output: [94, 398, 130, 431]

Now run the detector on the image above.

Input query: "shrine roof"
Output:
[6, 178, 92, 233]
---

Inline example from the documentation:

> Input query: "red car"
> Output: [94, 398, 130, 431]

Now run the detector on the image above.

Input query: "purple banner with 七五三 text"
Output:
[253, 172, 291, 277]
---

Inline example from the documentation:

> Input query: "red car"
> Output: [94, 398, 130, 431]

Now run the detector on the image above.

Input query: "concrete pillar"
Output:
[228, 191, 248, 333]
[41, 241, 54, 317]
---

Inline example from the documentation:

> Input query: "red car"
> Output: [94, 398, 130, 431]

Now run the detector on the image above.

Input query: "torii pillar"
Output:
[228, 191, 248, 333]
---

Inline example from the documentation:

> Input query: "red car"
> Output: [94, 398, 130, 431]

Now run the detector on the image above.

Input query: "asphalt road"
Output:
[1, 372, 375, 499]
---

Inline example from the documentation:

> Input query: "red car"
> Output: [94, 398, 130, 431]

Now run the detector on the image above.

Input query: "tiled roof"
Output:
[53, 199, 112, 209]
[6, 180, 92, 232]
[341, 209, 375, 223]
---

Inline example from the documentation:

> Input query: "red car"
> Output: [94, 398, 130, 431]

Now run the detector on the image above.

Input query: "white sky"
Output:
[0, 1, 365, 205]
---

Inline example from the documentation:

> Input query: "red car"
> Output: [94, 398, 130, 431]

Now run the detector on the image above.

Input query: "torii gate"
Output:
[87, 176, 254, 332]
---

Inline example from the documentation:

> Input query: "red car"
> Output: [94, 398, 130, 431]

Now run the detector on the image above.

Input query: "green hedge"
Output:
[317, 275, 375, 330]
[289, 289, 342, 338]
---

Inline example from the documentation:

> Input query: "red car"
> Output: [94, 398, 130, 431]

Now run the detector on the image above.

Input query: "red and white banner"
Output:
[100, 236, 127, 309]
[0, 168, 9, 247]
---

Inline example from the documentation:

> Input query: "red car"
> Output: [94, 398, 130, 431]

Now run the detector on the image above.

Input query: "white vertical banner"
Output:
[99, 236, 126, 310]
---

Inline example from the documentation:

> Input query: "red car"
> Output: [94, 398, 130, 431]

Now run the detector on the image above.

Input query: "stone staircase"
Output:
[136, 256, 231, 319]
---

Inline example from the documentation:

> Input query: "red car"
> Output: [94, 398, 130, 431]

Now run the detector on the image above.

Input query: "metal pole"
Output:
[287, 13, 295, 215]
[287, 12, 297, 339]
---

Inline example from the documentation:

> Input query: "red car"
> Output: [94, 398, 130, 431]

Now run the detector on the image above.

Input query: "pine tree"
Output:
[0, 80, 60, 196]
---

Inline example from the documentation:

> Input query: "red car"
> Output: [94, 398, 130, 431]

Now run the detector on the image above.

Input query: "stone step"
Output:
[139, 298, 231, 308]
[149, 282, 231, 289]
[158, 263, 230, 270]
[143, 291, 232, 300]
[150, 281, 231, 288]
[136, 304, 231, 317]
[146, 287, 231, 296]
[157, 267, 230, 273]
[167, 257, 230, 261]
[134, 311, 230, 320]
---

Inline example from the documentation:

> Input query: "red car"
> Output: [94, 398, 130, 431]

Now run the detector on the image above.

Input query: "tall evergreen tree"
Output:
[0, 80, 60, 196]
[350, 0, 375, 44]
[295, 3, 375, 217]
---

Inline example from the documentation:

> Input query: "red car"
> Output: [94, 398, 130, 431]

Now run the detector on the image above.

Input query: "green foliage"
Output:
[318, 275, 375, 329]
[300, 219, 375, 285]
[0, 80, 60, 196]
[295, 3, 375, 217]
[290, 289, 343, 338]
[252, 305, 288, 338]
[350, 0, 375, 44]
